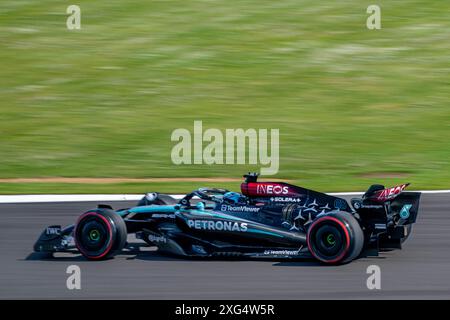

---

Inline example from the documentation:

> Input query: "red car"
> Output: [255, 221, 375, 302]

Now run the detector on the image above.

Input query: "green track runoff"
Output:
[1, 1, 449, 194]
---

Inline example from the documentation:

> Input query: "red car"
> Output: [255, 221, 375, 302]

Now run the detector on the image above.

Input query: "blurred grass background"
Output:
[0, 0, 449, 194]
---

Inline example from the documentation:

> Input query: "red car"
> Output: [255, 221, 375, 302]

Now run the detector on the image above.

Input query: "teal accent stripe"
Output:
[247, 228, 285, 238]
[116, 210, 128, 217]
[128, 205, 176, 214]
[186, 209, 249, 222]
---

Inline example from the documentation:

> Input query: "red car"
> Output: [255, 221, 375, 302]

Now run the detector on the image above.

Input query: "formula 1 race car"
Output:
[34, 173, 421, 264]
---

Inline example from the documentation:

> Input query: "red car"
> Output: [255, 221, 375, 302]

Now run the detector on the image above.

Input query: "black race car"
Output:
[34, 173, 421, 264]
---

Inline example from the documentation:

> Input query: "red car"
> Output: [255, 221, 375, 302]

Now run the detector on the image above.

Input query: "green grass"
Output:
[1, 1, 449, 194]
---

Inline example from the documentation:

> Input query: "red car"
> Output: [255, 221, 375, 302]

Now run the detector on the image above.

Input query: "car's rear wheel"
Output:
[74, 209, 127, 260]
[307, 211, 364, 264]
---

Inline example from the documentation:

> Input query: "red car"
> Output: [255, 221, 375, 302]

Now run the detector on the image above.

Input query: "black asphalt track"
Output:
[1, 194, 449, 299]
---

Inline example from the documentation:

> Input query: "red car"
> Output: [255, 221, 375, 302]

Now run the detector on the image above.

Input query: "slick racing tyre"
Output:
[74, 209, 127, 260]
[307, 211, 364, 264]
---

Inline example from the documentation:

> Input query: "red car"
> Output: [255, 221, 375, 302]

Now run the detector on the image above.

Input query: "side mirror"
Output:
[145, 192, 158, 202]
[351, 198, 362, 210]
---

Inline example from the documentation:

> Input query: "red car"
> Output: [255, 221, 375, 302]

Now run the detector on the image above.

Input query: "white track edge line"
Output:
[0, 190, 449, 203]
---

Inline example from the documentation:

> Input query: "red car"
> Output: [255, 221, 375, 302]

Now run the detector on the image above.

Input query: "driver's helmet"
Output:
[222, 192, 247, 205]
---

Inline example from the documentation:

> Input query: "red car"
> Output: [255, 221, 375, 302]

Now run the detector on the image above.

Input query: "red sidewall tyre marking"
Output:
[75, 212, 114, 260]
[307, 216, 351, 264]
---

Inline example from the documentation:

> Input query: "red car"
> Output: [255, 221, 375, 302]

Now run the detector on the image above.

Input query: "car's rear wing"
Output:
[356, 183, 421, 226]
[364, 183, 410, 202]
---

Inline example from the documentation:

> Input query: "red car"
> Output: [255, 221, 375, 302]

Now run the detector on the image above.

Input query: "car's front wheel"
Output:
[74, 209, 127, 260]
